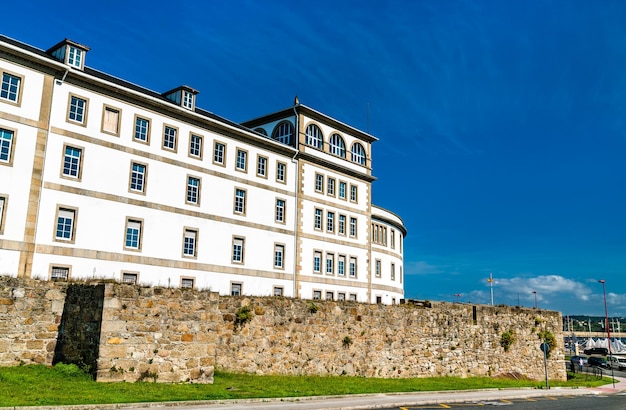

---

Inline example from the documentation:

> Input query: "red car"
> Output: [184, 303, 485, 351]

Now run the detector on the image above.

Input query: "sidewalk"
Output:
[3, 376, 624, 410]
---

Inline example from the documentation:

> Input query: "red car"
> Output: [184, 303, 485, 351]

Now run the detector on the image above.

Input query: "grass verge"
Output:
[0, 364, 613, 407]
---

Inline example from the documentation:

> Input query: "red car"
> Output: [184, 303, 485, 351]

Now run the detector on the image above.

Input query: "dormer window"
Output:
[162, 86, 199, 111]
[67, 46, 83, 68]
[46, 39, 90, 70]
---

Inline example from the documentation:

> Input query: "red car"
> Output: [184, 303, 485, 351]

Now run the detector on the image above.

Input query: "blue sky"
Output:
[5, 0, 625, 316]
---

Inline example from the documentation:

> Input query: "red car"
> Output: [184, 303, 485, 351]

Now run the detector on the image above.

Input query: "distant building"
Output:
[0, 35, 406, 304]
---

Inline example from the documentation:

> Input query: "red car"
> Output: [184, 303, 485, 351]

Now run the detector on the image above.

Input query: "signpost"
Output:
[540, 342, 550, 389]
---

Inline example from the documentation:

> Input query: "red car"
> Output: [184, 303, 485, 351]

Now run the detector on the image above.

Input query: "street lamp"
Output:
[532, 291, 537, 309]
[599, 279, 615, 388]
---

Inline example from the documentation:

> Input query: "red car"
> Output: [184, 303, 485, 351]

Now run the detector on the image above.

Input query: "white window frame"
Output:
[0, 128, 14, 165]
[232, 236, 245, 263]
[61, 144, 83, 180]
[1, 71, 22, 105]
[235, 148, 247, 172]
[67, 94, 88, 125]
[163, 125, 178, 152]
[55, 206, 77, 243]
[124, 218, 143, 251]
[257, 155, 268, 178]
[234, 188, 246, 215]
[129, 161, 147, 194]
[276, 161, 286, 184]
[231, 282, 242, 296]
[133, 115, 150, 143]
[189, 133, 203, 159]
[186, 175, 201, 205]
[275, 198, 286, 223]
[182, 228, 198, 258]
[274, 243, 285, 269]
[213, 141, 226, 166]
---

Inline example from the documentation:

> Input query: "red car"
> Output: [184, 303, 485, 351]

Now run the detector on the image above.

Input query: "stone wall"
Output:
[0, 276, 566, 383]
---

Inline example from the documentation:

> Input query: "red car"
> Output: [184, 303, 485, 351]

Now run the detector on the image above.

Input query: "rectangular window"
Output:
[124, 218, 142, 250]
[51, 266, 69, 281]
[187, 176, 200, 205]
[181, 277, 195, 289]
[339, 181, 347, 199]
[257, 155, 267, 177]
[338, 255, 345, 276]
[391, 263, 396, 281]
[129, 162, 147, 193]
[349, 217, 357, 237]
[349, 293, 357, 301]
[338, 214, 346, 235]
[376, 296, 382, 304]
[231, 283, 242, 296]
[55, 207, 76, 242]
[326, 291, 334, 301]
[313, 290, 321, 300]
[349, 257, 357, 278]
[182, 90, 194, 110]
[315, 173, 324, 192]
[338, 292, 346, 301]
[122, 272, 138, 284]
[314, 208, 322, 230]
[313, 250, 321, 273]
[236, 149, 247, 171]
[1, 72, 21, 103]
[327, 211, 334, 233]
[163, 125, 177, 151]
[67, 46, 82, 68]
[134, 116, 150, 143]
[375, 259, 381, 277]
[391, 229, 396, 249]
[326, 253, 334, 275]
[189, 134, 203, 158]
[234, 188, 246, 214]
[274, 244, 284, 269]
[232, 237, 244, 263]
[276, 161, 286, 183]
[275, 199, 285, 223]
[327, 177, 335, 196]
[273, 287, 283, 297]
[68, 95, 87, 124]
[62, 145, 82, 179]
[400, 267, 403, 284]
[350, 184, 358, 202]
[0, 128, 14, 164]
[102, 106, 120, 135]
[0, 195, 5, 234]
[213, 141, 226, 165]
[183, 228, 198, 257]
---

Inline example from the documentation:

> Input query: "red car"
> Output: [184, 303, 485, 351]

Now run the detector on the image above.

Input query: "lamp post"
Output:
[599, 279, 615, 388]
[488, 273, 494, 305]
[532, 291, 537, 309]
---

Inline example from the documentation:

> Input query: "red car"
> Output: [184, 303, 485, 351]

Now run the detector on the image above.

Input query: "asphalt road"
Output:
[380, 393, 626, 409]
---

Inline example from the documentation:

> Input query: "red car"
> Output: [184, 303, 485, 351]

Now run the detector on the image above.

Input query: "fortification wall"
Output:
[0, 277, 566, 383]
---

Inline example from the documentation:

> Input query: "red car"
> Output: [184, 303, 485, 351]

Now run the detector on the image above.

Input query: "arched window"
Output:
[271, 121, 294, 145]
[329, 133, 346, 157]
[305, 124, 323, 149]
[351, 142, 366, 165]
[254, 127, 267, 136]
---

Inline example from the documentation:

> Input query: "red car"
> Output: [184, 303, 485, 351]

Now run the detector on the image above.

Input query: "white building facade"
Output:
[0, 36, 406, 304]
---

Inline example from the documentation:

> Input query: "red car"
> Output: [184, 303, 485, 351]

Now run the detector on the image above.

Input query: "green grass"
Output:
[0, 364, 613, 407]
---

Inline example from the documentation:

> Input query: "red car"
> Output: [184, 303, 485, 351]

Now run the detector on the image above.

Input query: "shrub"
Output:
[500, 329, 516, 352]
[235, 305, 253, 326]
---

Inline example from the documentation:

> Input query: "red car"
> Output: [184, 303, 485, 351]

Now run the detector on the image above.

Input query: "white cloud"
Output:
[495, 275, 590, 303]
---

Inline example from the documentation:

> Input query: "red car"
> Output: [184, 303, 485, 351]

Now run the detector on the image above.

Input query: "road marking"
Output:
[439, 404, 451, 408]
